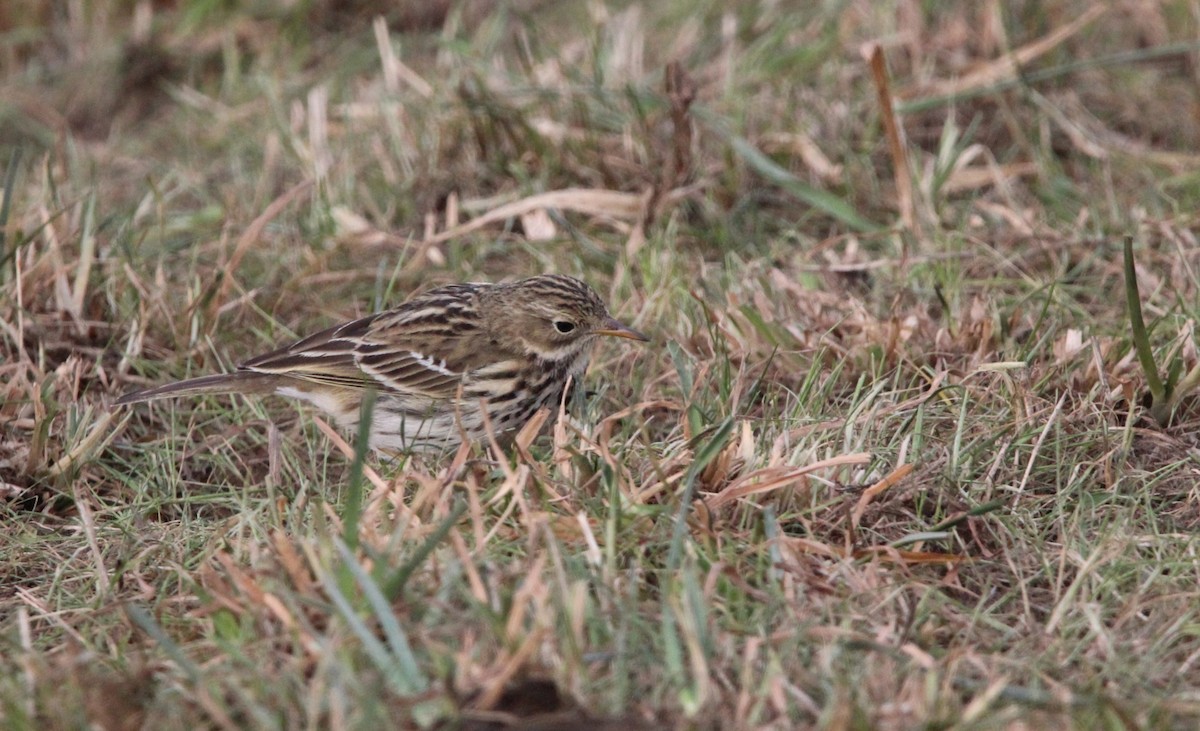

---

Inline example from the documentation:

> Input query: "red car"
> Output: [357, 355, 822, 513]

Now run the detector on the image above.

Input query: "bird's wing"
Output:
[239, 283, 490, 398]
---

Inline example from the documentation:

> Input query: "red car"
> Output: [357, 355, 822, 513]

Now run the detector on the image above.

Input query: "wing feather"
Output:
[236, 282, 501, 399]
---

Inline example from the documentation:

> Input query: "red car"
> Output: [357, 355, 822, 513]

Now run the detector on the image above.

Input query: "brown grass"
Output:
[5, 0, 1200, 728]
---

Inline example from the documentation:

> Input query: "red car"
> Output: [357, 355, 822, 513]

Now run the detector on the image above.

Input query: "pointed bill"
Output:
[595, 317, 649, 342]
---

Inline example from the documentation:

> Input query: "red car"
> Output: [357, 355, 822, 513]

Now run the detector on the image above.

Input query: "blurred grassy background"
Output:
[4, 1, 1200, 728]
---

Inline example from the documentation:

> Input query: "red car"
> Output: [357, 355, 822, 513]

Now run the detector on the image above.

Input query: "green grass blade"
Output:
[725, 134, 880, 233]
[125, 604, 203, 681]
[697, 113, 880, 232]
[333, 537, 427, 693]
[1123, 236, 1167, 422]
[666, 417, 735, 571]
[316, 561, 406, 691]
[381, 498, 468, 600]
[0, 149, 22, 280]
[341, 390, 376, 549]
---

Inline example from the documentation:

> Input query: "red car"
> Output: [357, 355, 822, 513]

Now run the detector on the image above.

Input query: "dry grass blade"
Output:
[901, 4, 1108, 99]
[862, 41, 917, 237]
[424, 188, 651, 244]
[651, 60, 696, 224]
[704, 453, 871, 510]
[372, 16, 433, 98]
[941, 161, 1039, 195]
[208, 178, 314, 320]
[850, 463, 915, 529]
[781, 537, 967, 565]
[45, 409, 124, 478]
[759, 131, 843, 185]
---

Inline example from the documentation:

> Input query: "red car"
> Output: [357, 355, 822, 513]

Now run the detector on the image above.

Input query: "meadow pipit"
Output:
[116, 275, 647, 452]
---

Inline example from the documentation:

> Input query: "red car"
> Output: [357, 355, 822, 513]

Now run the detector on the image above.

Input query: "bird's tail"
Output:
[114, 371, 282, 406]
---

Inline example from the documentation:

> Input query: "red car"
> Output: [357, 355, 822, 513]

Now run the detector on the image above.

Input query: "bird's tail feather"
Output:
[114, 371, 282, 405]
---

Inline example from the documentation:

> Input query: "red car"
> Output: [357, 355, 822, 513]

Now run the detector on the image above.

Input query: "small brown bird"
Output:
[116, 275, 647, 453]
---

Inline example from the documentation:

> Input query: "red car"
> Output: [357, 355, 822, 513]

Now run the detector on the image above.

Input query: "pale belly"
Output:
[273, 352, 584, 453]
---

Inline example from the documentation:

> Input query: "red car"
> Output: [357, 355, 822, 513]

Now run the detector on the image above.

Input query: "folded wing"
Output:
[238, 284, 491, 399]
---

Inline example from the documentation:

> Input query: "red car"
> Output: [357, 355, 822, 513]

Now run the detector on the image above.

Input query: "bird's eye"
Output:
[553, 320, 576, 334]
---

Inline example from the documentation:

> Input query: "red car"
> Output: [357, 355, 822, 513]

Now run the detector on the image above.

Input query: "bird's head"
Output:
[481, 275, 647, 362]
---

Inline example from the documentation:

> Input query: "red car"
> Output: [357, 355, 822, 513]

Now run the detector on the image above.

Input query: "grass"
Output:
[4, 0, 1200, 728]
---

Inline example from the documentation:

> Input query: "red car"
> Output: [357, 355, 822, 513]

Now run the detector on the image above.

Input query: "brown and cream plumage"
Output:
[115, 275, 647, 452]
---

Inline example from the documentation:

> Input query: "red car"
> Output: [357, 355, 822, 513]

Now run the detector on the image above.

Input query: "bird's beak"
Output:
[595, 317, 649, 342]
